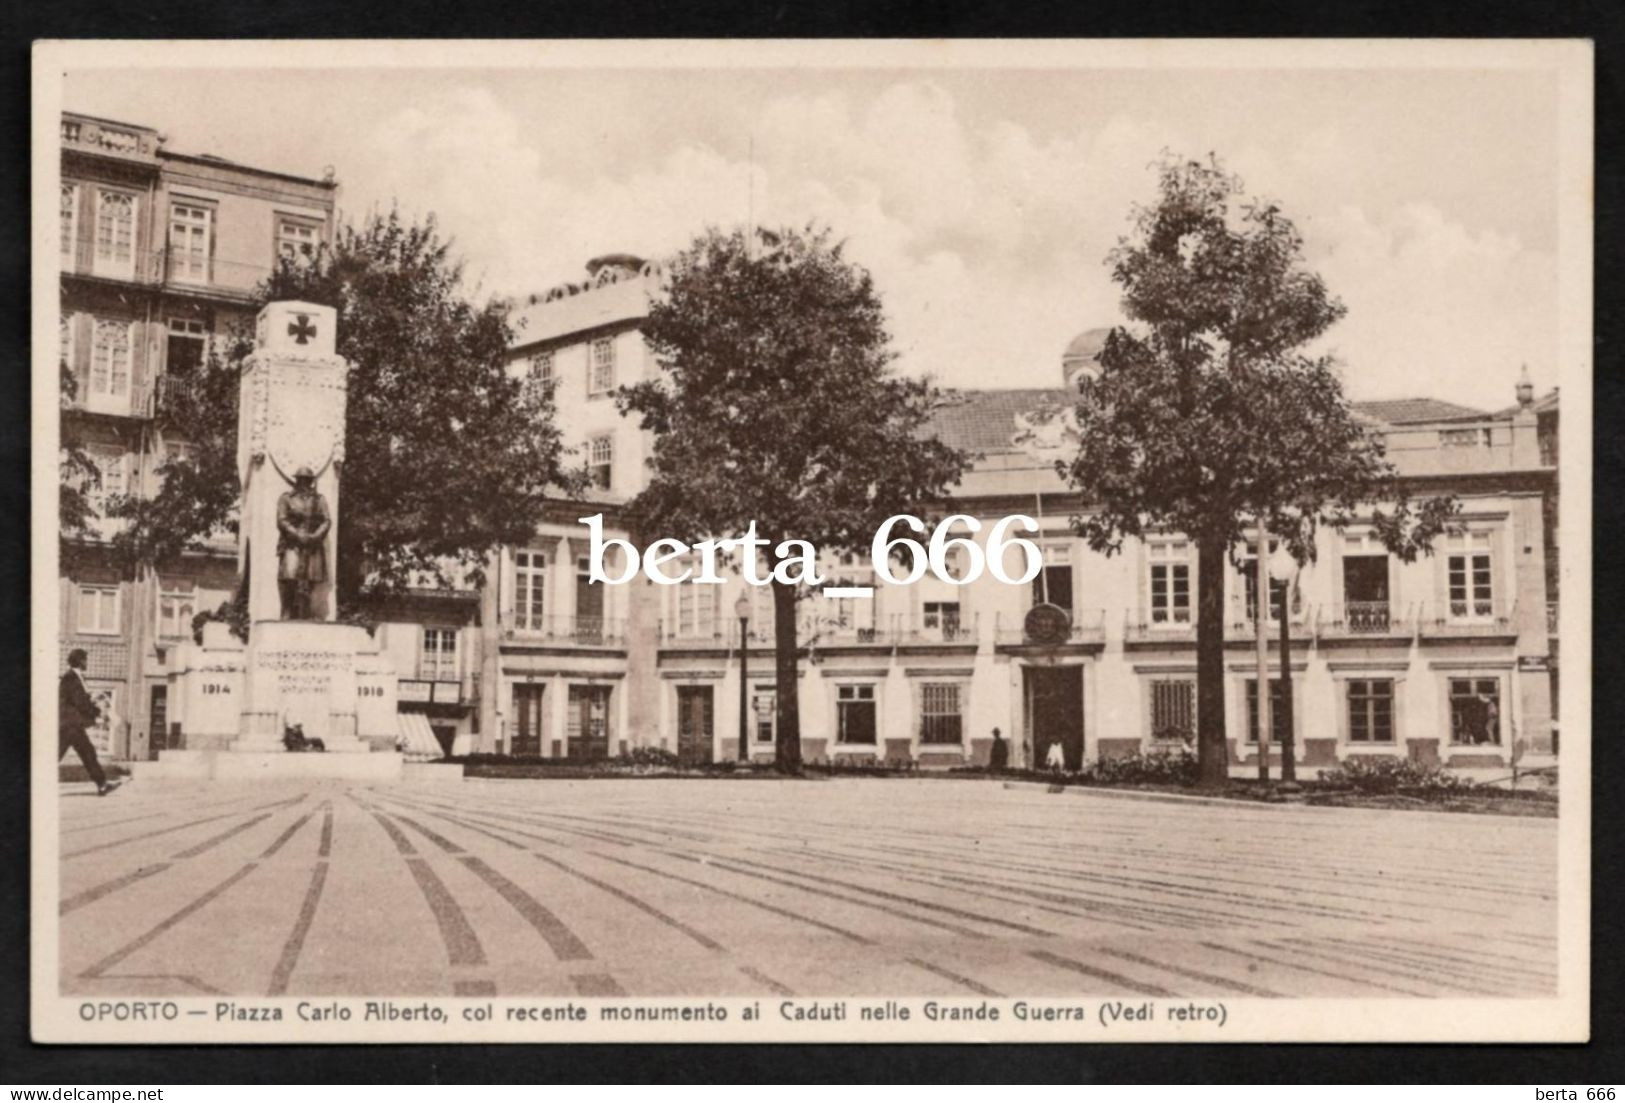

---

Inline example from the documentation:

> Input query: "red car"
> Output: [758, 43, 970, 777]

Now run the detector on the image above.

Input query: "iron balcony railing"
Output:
[1417, 599, 1516, 638]
[995, 608, 1106, 645]
[152, 374, 197, 418]
[657, 619, 730, 648]
[898, 612, 980, 645]
[801, 614, 895, 646]
[1313, 600, 1412, 638]
[1123, 610, 1197, 644]
[505, 614, 625, 646]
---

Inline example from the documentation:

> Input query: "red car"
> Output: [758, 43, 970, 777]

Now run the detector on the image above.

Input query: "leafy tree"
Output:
[111, 210, 575, 611]
[1062, 156, 1456, 788]
[59, 361, 100, 562]
[620, 225, 968, 772]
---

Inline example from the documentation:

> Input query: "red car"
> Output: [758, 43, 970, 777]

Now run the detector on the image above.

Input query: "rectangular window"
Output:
[1446, 533, 1494, 619]
[156, 582, 196, 639]
[91, 320, 132, 400]
[753, 688, 776, 744]
[77, 585, 120, 634]
[86, 449, 127, 516]
[531, 350, 554, 385]
[1347, 679, 1395, 743]
[1032, 563, 1074, 612]
[60, 183, 78, 268]
[1440, 427, 1492, 449]
[167, 317, 206, 376]
[94, 190, 136, 277]
[922, 601, 960, 638]
[277, 218, 319, 262]
[588, 435, 613, 490]
[168, 202, 211, 283]
[1449, 677, 1502, 746]
[1148, 541, 1191, 624]
[676, 581, 718, 639]
[920, 683, 963, 745]
[837, 684, 878, 744]
[1245, 678, 1289, 744]
[1238, 542, 1290, 622]
[575, 556, 604, 640]
[589, 337, 616, 395]
[513, 550, 546, 632]
[1149, 679, 1196, 743]
[60, 315, 75, 376]
[420, 627, 458, 681]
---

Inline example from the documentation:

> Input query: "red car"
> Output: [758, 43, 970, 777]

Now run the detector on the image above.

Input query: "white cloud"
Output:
[357, 80, 1558, 407]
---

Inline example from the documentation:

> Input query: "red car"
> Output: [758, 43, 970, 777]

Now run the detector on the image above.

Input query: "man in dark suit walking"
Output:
[60, 649, 117, 796]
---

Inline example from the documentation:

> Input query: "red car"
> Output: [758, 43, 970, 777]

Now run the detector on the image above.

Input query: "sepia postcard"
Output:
[30, 38, 1592, 1044]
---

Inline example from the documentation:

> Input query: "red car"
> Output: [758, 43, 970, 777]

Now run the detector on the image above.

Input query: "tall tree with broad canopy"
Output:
[620, 225, 968, 773]
[1061, 156, 1457, 788]
[110, 210, 575, 615]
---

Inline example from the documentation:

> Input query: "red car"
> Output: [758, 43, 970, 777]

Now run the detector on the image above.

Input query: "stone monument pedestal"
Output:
[134, 619, 404, 782]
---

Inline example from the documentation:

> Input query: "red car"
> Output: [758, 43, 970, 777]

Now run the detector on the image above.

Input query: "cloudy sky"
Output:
[63, 55, 1564, 407]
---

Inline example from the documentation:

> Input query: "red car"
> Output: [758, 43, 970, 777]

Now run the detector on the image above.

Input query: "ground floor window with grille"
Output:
[1149, 679, 1195, 744]
[920, 683, 963, 745]
[1347, 679, 1395, 743]
[753, 688, 776, 744]
[1449, 677, 1501, 745]
[1244, 678, 1290, 744]
[837, 684, 877, 744]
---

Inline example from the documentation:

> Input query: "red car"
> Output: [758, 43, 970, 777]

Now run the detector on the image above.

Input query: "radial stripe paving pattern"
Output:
[56, 777, 1557, 999]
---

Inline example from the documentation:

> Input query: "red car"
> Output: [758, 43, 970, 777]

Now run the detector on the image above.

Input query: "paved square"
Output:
[56, 777, 1557, 1000]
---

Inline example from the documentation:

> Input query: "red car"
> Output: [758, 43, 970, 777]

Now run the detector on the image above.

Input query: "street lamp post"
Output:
[735, 593, 750, 762]
[1269, 545, 1301, 790]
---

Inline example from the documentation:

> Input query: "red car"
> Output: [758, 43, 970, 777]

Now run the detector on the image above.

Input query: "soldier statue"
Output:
[272, 460, 331, 620]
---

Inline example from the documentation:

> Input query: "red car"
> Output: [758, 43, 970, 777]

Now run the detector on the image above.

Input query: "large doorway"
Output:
[512, 683, 545, 756]
[676, 685, 714, 765]
[1024, 665, 1084, 769]
[568, 684, 612, 758]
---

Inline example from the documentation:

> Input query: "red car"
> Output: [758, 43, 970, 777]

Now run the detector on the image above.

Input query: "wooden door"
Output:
[512, 683, 544, 756]
[676, 685, 714, 765]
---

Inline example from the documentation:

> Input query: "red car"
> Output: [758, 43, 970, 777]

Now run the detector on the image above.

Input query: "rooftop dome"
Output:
[1062, 327, 1110, 367]
[585, 253, 647, 277]
[1061, 327, 1111, 388]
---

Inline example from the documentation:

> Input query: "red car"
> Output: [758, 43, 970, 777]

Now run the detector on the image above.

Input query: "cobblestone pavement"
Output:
[55, 776, 1557, 999]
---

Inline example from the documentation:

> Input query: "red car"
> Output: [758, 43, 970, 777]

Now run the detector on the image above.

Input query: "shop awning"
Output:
[395, 710, 444, 760]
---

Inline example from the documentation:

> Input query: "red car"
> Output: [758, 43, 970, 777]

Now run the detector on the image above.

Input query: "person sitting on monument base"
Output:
[274, 463, 331, 620]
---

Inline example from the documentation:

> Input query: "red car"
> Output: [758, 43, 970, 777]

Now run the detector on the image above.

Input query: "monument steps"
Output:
[131, 749, 404, 782]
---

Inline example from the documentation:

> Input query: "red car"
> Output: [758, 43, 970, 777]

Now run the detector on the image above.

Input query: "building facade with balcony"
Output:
[57, 111, 339, 762]
[487, 259, 1559, 777]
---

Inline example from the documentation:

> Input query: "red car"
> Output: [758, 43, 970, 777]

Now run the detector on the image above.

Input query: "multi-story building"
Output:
[484, 254, 1559, 778]
[57, 111, 338, 762]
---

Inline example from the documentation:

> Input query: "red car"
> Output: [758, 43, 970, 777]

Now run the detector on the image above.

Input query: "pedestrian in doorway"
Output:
[989, 727, 1009, 772]
[60, 649, 118, 796]
[1045, 738, 1066, 774]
